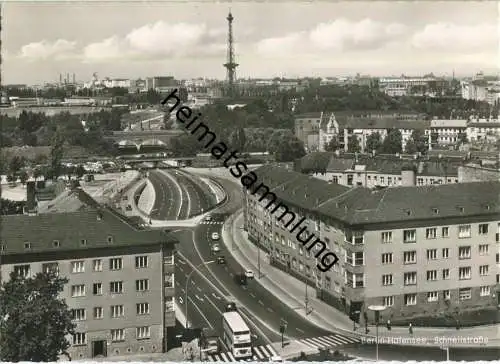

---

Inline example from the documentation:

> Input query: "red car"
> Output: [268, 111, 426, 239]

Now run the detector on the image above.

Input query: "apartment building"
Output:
[0, 207, 177, 359]
[299, 153, 459, 187]
[467, 118, 500, 143]
[243, 165, 499, 323]
[294, 112, 329, 152]
[430, 119, 468, 146]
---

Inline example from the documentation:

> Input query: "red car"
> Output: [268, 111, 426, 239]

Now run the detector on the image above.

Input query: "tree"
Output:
[19, 170, 28, 185]
[49, 130, 64, 180]
[75, 165, 85, 179]
[347, 134, 361, 153]
[0, 270, 75, 362]
[380, 129, 402, 154]
[366, 132, 382, 154]
[405, 129, 428, 154]
[228, 127, 246, 151]
[33, 168, 42, 181]
[9, 156, 24, 177]
[324, 136, 340, 152]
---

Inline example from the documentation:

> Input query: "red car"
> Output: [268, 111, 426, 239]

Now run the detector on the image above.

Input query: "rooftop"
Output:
[0, 205, 176, 256]
[252, 165, 499, 227]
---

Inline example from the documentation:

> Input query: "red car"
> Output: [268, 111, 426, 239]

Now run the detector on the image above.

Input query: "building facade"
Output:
[0, 208, 177, 359]
[243, 165, 499, 324]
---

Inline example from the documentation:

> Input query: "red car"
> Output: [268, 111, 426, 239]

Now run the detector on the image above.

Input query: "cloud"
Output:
[411, 22, 499, 51]
[18, 39, 77, 60]
[256, 18, 407, 57]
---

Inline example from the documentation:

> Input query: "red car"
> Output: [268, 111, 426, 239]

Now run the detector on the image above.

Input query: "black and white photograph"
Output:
[0, 1, 498, 363]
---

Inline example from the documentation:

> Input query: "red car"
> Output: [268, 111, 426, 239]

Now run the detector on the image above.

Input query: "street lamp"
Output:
[185, 260, 215, 328]
[367, 305, 387, 361]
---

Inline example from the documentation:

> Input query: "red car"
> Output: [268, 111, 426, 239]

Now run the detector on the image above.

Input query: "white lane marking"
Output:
[266, 307, 273, 312]
[179, 266, 184, 272]
[266, 344, 278, 356]
[226, 352, 235, 361]
[191, 280, 196, 285]
[253, 347, 265, 360]
[196, 286, 202, 292]
[194, 294, 204, 302]
[204, 294, 223, 315]
[188, 296, 213, 329]
[295, 327, 304, 333]
[258, 300, 264, 306]
[220, 352, 229, 361]
[249, 293, 256, 298]
[212, 293, 221, 300]
[178, 297, 184, 304]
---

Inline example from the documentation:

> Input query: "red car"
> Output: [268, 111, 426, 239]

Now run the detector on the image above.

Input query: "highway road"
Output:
[148, 169, 216, 220]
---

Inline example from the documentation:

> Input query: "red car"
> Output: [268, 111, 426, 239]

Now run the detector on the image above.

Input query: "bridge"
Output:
[104, 130, 184, 150]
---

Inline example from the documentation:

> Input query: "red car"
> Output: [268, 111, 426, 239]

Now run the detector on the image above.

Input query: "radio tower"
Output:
[223, 10, 238, 97]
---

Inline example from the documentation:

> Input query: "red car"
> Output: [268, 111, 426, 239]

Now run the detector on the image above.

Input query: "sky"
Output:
[2, 1, 499, 85]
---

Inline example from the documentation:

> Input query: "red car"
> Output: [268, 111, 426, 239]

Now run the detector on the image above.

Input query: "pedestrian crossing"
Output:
[200, 221, 224, 225]
[207, 344, 278, 362]
[206, 334, 359, 362]
[298, 334, 360, 350]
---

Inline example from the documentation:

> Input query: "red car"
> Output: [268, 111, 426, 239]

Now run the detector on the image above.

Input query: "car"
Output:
[217, 256, 226, 264]
[204, 215, 212, 221]
[211, 244, 221, 253]
[211, 232, 220, 240]
[225, 301, 237, 312]
[206, 338, 219, 354]
[269, 355, 284, 362]
[244, 270, 254, 279]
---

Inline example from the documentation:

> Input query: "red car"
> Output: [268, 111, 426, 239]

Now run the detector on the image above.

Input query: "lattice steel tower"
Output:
[223, 11, 238, 95]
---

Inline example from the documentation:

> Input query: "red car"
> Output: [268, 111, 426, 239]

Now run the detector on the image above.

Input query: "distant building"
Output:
[294, 112, 326, 152]
[0, 204, 178, 359]
[64, 97, 96, 106]
[379, 74, 447, 97]
[145, 77, 178, 93]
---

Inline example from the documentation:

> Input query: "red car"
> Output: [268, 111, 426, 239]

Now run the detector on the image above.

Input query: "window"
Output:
[53, 240, 60, 248]
[443, 290, 451, 300]
[71, 285, 86, 297]
[71, 261, 85, 273]
[109, 258, 122, 271]
[93, 283, 102, 295]
[478, 224, 489, 235]
[107, 235, 114, 244]
[441, 227, 449, 238]
[458, 225, 471, 238]
[42, 262, 59, 274]
[137, 326, 151, 339]
[110, 305, 124, 318]
[426, 270, 437, 281]
[459, 267, 472, 280]
[111, 329, 125, 342]
[404, 272, 417, 285]
[403, 251, 417, 264]
[403, 229, 416, 243]
[14, 265, 31, 278]
[164, 255, 174, 265]
[165, 297, 174, 312]
[442, 269, 450, 280]
[382, 296, 394, 307]
[427, 292, 438, 302]
[441, 248, 449, 259]
[426, 228, 437, 239]
[354, 252, 364, 266]
[24, 242, 31, 250]
[354, 273, 364, 288]
[404, 293, 417, 306]
[381, 253, 393, 264]
[110, 281, 123, 294]
[93, 259, 102, 272]
[459, 288, 471, 300]
[164, 274, 174, 288]
[72, 333, 86, 345]
[71, 309, 86, 321]
[93, 307, 103, 319]
[426, 249, 437, 260]
[479, 265, 489, 276]
[136, 279, 150, 292]
[135, 256, 148, 268]
[458, 246, 471, 259]
[80, 239, 87, 246]
[381, 231, 392, 243]
[382, 274, 393, 286]
[479, 244, 489, 255]
[136, 302, 150, 315]
[480, 286, 490, 297]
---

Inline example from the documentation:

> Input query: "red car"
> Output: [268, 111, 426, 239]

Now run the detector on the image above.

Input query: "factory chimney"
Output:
[73, 73, 76, 84]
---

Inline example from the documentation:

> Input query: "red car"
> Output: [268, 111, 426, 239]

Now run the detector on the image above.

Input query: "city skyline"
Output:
[2, 1, 498, 85]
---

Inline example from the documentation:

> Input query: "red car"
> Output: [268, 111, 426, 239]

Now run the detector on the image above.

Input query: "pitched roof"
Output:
[295, 112, 322, 119]
[299, 152, 335, 173]
[252, 166, 500, 226]
[342, 119, 430, 130]
[0, 206, 176, 255]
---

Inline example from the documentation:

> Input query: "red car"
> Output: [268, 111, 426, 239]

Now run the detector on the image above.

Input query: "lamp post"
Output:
[367, 305, 387, 361]
[185, 260, 215, 328]
[440, 345, 450, 361]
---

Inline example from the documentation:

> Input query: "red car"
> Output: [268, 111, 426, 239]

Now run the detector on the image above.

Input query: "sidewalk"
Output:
[225, 211, 500, 348]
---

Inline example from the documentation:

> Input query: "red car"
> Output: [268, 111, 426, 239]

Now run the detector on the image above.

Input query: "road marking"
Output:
[191, 280, 196, 285]
[180, 287, 185, 293]
[229, 272, 234, 277]
[195, 294, 204, 302]
[266, 307, 273, 312]
[196, 286, 202, 292]
[249, 293, 256, 298]
[258, 300, 264, 306]
[179, 266, 184, 272]
[178, 297, 184, 304]
[295, 327, 304, 333]
[204, 294, 223, 314]
[212, 293, 221, 300]
[175, 281, 179, 287]
[188, 296, 213, 329]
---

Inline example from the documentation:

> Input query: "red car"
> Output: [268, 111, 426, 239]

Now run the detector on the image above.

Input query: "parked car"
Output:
[269, 355, 284, 362]
[211, 232, 220, 240]
[204, 215, 212, 221]
[211, 244, 221, 253]
[217, 256, 226, 264]
[206, 338, 219, 354]
[244, 270, 254, 279]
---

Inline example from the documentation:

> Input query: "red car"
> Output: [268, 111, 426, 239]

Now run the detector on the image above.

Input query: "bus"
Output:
[222, 311, 252, 359]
